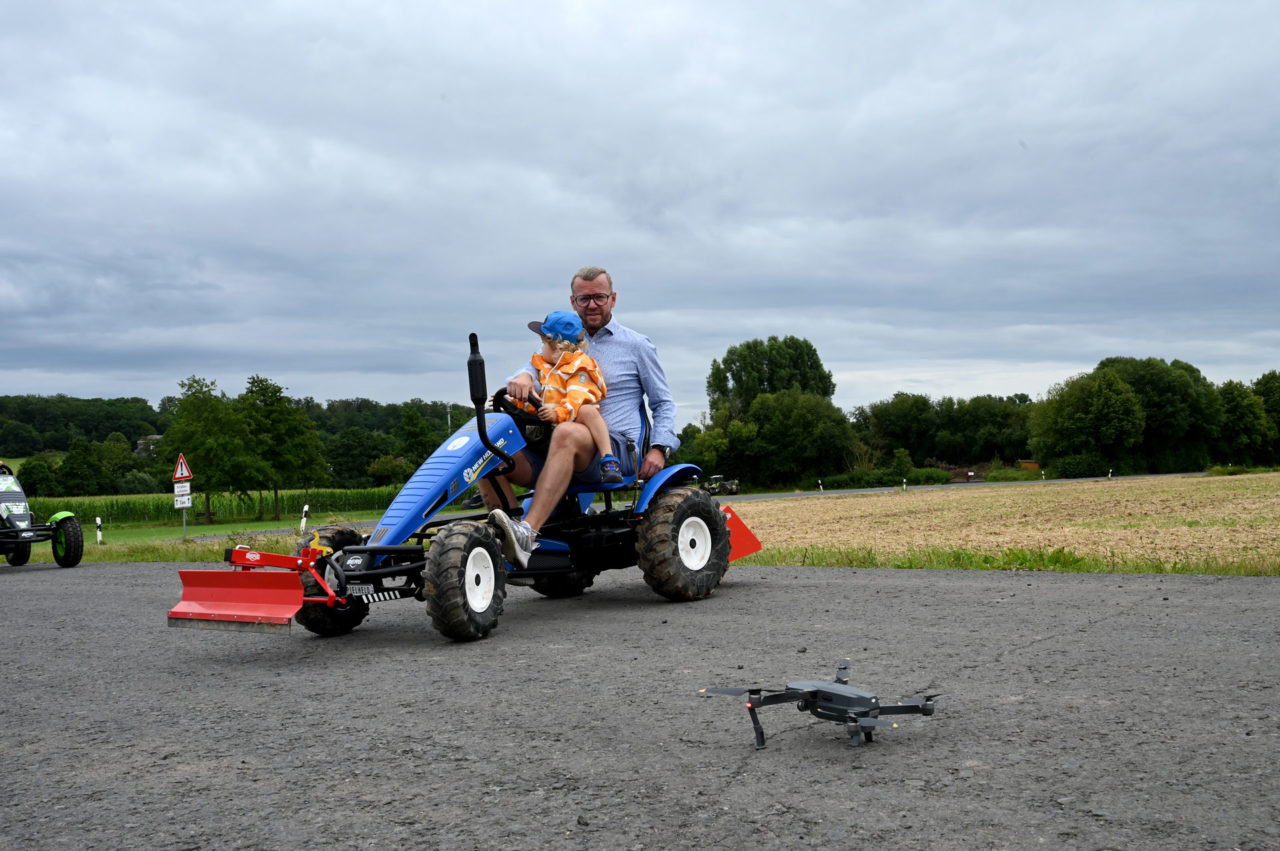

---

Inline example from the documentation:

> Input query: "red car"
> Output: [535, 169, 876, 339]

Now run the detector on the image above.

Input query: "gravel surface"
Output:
[3, 561, 1277, 849]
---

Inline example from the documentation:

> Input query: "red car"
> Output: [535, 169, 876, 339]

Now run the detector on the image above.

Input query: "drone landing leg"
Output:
[747, 704, 768, 749]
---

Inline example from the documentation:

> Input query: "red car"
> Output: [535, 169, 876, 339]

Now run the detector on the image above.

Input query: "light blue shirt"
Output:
[516, 318, 680, 452]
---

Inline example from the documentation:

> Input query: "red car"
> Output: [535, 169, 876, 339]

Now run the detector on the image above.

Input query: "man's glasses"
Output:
[573, 293, 612, 307]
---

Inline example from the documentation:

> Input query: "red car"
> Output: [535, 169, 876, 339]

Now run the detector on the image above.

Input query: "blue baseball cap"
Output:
[528, 310, 583, 343]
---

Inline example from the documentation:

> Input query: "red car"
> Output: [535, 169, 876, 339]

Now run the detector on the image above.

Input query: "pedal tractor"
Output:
[168, 334, 761, 641]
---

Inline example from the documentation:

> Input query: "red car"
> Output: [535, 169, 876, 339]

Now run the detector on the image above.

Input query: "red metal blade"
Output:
[722, 505, 762, 562]
[167, 569, 303, 632]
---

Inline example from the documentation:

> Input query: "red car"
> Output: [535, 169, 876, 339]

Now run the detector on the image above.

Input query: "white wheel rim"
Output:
[464, 547, 496, 611]
[677, 516, 713, 571]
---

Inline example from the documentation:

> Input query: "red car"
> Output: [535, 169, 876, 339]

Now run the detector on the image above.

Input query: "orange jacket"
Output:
[521, 351, 607, 423]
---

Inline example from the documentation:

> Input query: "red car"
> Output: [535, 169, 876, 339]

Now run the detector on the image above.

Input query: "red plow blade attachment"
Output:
[168, 569, 304, 633]
[722, 506, 763, 562]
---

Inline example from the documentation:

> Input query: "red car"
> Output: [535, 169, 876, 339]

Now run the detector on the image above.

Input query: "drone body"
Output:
[701, 659, 939, 749]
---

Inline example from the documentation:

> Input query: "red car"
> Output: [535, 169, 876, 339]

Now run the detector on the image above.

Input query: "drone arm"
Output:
[878, 695, 940, 717]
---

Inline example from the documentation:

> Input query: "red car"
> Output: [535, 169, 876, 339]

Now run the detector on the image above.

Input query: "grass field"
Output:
[13, 473, 1280, 576]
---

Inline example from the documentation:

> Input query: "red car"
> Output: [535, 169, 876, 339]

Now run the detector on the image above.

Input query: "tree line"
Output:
[3, 340, 1277, 501]
[1, 378, 470, 512]
[673, 338, 1279, 488]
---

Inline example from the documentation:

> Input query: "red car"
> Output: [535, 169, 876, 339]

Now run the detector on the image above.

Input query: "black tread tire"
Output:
[293, 526, 369, 637]
[52, 517, 84, 568]
[637, 487, 730, 601]
[530, 571, 597, 599]
[5, 542, 31, 567]
[424, 520, 505, 641]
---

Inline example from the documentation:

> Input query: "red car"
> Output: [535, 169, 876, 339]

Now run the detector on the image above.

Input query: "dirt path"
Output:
[2, 561, 1276, 849]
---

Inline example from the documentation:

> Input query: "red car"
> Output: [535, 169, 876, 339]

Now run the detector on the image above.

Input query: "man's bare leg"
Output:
[477, 452, 532, 511]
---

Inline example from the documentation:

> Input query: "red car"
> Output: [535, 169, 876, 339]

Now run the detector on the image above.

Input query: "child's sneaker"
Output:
[600, 454, 623, 484]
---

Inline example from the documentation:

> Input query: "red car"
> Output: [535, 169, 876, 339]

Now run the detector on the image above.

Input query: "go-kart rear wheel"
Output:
[424, 520, 505, 641]
[637, 486, 730, 601]
[5, 542, 31, 567]
[52, 516, 84, 568]
[293, 526, 369, 637]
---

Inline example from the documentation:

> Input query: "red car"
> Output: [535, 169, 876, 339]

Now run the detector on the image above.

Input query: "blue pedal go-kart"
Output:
[169, 334, 760, 641]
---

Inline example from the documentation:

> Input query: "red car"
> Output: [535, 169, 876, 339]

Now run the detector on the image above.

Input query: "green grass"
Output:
[16, 506, 483, 565]
[735, 545, 1279, 576]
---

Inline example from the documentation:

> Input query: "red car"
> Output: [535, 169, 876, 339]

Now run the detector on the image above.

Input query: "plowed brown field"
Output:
[731, 472, 1280, 565]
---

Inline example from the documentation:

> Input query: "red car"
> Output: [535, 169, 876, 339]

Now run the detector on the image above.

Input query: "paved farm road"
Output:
[3, 561, 1277, 849]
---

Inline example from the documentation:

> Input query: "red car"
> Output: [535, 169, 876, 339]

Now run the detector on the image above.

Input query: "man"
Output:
[484, 266, 680, 567]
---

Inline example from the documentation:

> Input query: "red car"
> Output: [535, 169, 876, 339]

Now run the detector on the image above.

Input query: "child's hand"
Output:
[537, 405, 559, 423]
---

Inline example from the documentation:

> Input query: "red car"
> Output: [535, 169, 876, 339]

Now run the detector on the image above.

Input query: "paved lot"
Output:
[2, 561, 1277, 849]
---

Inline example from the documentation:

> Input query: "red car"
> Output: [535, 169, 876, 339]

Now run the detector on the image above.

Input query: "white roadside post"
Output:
[300, 504, 310, 534]
[96, 516, 102, 545]
[173, 453, 194, 542]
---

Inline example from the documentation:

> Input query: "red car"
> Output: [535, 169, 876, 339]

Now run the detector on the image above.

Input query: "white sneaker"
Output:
[489, 509, 536, 568]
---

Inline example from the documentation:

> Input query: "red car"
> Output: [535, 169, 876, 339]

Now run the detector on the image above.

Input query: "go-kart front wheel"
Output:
[637, 487, 730, 601]
[424, 520, 506, 641]
[52, 517, 84, 568]
[293, 526, 369, 637]
[5, 542, 31, 567]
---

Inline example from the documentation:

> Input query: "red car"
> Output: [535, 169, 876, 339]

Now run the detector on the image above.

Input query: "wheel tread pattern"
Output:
[292, 526, 369, 637]
[52, 517, 84, 568]
[424, 521, 506, 641]
[637, 487, 730, 601]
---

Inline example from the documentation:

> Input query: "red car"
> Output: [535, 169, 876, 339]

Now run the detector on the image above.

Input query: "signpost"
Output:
[173, 454, 194, 541]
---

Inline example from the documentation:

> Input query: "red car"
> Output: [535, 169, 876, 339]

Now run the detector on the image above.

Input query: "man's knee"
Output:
[550, 421, 593, 451]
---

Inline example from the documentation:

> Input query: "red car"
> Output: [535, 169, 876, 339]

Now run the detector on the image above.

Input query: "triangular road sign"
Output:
[173, 453, 193, 482]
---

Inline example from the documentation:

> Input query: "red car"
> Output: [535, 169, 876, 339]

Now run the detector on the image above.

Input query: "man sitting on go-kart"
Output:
[481, 265, 680, 568]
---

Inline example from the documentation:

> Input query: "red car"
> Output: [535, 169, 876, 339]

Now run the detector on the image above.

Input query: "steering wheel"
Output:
[491, 388, 553, 455]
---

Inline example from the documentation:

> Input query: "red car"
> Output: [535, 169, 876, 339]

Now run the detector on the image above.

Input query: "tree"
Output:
[235, 376, 328, 519]
[12, 453, 57, 497]
[0, 420, 42, 456]
[1029, 368, 1146, 474]
[1252, 370, 1280, 464]
[865, 393, 938, 465]
[744, 389, 856, 486]
[326, 427, 396, 488]
[1217, 381, 1275, 466]
[1096, 356, 1217, 472]
[158, 376, 268, 521]
[53, 437, 106, 496]
[393, 407, 440, 465]
[707, 336, 835, 418]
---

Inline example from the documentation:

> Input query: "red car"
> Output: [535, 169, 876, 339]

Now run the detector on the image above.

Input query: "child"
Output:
[521, 310, 624, 484]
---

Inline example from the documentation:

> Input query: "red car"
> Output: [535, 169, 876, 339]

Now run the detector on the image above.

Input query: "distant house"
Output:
[1018, 459, 1041, 471]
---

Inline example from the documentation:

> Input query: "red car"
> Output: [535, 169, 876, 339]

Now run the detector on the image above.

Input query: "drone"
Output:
[700, 658, 940, 749]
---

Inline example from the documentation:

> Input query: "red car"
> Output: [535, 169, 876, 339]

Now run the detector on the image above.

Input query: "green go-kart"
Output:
[0, 463, 84, 568]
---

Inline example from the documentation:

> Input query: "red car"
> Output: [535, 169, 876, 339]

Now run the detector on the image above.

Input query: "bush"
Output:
[985, 468, 1043, 482]
[1052, 453, 1110, 479]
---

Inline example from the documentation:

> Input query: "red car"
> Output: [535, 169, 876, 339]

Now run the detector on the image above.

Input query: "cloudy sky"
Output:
[3, 1, 1277, 430]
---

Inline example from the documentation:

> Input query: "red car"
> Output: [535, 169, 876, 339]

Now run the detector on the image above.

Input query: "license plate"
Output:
[346, 583, 374, 596]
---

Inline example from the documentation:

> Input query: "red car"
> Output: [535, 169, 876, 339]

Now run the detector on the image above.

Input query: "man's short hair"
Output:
[572, 265, 611, 290]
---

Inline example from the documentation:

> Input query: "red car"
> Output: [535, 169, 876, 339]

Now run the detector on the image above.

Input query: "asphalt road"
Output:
[2, 560, 1276, 849]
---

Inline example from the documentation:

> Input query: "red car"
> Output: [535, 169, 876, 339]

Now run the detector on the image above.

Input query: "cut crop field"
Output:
[731, 472, 1280, 574]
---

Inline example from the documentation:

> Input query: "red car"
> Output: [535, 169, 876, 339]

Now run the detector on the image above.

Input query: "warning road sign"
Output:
[172, 453, 193, 482]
